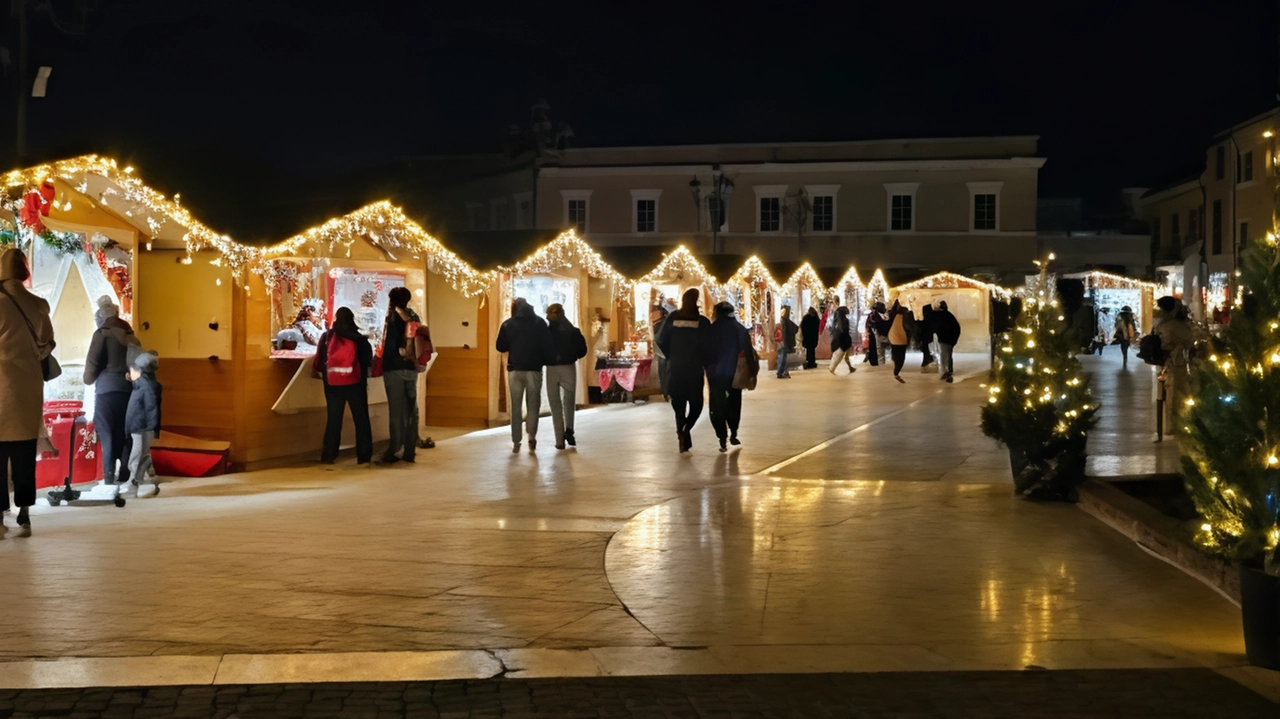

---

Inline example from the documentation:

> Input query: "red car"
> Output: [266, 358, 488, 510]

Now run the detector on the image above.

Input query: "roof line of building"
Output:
[1211, 105, 1280, 141]
[556, 135, 1042, 153]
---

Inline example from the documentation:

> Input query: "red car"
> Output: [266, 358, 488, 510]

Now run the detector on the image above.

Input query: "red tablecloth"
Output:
[598, 358, 652, 392]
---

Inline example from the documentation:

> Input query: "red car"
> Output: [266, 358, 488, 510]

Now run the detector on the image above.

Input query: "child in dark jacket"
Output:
[125, 351, 162, 489]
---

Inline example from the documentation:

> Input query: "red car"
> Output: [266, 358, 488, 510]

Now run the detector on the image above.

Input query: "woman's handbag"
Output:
[0, 284, 60, 381]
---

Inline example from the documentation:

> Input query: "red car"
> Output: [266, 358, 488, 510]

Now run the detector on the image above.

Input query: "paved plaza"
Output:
[0, 352, 1276, 713]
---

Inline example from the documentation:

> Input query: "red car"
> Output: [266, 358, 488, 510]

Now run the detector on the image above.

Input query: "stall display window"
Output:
[1206, 271, 1230, 322]
[269, 262, 405, 359]
[512, 274, 578, 322]
[330, 268, 406, 353]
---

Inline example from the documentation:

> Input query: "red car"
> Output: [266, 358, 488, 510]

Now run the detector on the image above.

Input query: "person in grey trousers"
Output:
[496, 298, 555, 453]
[378, 287, 420, 464]
[545, 303, 588, 450]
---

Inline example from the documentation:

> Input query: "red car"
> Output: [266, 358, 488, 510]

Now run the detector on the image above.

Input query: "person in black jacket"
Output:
[775, 305, 799, 378]
[656, 288, 711, 453]
[917, 304, 936, 370]
[933, 300, 962, 383]
[707, 302, 751, 451]
[124, 351, 163, 490]
[379, 287, 421, 465]
[828, 306, 856, 375]
[800, 307, 820, 369]
[314, 307, 375, 464]
[496, 298, 556, 453]
[545, 303, 588, 450]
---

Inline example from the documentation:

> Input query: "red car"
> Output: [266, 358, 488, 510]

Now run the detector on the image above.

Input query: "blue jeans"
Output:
[776, 348, 791, 377]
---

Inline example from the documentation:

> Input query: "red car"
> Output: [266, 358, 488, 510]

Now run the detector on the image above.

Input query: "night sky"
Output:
[2, 0, 1277, 239]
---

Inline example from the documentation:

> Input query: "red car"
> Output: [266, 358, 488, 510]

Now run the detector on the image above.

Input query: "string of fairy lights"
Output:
[1, 156, 1170, 308]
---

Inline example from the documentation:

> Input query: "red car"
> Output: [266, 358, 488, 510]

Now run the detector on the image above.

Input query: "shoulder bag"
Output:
[0, 284, 60, 381]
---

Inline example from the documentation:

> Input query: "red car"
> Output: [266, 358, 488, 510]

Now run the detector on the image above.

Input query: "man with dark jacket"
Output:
[496, 298, 556, 453]
[656, 288, 711, 453]
[379, 287, 421, 464]
[933, 300, 962, 383]
[800, 307, 820, 369]
[776, 305, 798, 379]
[707, 302, 751, 451]
[545, 303, 588, 450]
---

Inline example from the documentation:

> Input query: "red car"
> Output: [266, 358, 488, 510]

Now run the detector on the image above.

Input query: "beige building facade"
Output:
[436, 137, 1047, 280]
[1136, 107, 1280, 318]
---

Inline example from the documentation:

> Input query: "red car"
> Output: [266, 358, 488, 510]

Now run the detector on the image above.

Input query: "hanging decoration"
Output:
[262, 201, 492, 297]
[499, 229, 632, 301]
[865, 269, 890, 304]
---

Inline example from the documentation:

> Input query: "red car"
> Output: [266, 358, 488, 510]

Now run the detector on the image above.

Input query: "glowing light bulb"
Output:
[1201, 523, 1212, 532]
[1269, 456, 1278, 466]
[1185, 398, 1195, 406]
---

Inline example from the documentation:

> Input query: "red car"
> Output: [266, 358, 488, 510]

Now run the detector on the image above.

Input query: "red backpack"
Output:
[325, 335, 360, 386]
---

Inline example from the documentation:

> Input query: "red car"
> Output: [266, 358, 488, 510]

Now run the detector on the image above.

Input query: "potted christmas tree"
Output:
[1181, 232, 1280, 669]
[981, 257, 1099, 501]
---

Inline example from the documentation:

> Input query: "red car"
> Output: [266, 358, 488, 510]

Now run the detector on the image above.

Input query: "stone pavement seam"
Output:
[757, 370, 985, 476]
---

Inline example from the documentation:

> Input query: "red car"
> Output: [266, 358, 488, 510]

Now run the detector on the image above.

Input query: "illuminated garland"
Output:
[1, 155, 253, 280]
[1070, 270, 1162, 293]
[893, 271, 1012, 299]
[780, 262, 825, 299]
[262, 201, 492, 297]
[499, 229, 632, 301]
[638, 246, 719, 289]
[865, 269, 890, 304]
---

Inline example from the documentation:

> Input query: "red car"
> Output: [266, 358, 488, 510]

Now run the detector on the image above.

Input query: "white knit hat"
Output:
[95, 295, 119, 321]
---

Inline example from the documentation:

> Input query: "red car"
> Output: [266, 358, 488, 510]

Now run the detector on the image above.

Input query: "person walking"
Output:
[124, 351, 163, 491]
[800, 307, 820, 369]
[545, 303, 588, 450]
[0, 248, 54, 537]
[378, 287, 421, 464]
[707, 301, 751, 452]
[917, 303, 936, 371]
[657, 288, 711, 453]
[314, 307, 374, 465]
[828, 306, 856, 375]
[933, 300, 961, 383]
[496, 298, 555, 453]
[1154, 296, 1193, 435]
[1114, 305, 1138, 369]
[85, 294, 142, 486]
[775, 305, 798, 379]
[887, 299, 911, 383]
[650, 302, 670, 400]
[871, 301, 890, 366]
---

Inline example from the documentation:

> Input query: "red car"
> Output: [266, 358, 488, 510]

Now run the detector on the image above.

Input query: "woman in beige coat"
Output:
[0, 248, 55, 537]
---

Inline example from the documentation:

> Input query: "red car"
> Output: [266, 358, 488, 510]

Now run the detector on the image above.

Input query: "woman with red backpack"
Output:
[313, 306, 374, 464]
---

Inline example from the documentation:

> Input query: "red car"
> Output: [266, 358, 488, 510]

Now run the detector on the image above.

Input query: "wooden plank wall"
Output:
[423, 296, 489, 427]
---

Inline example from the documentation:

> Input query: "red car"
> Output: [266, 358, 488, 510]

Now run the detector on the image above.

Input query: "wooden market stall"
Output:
[483, 230, 635, 412]
[722, 256, 782, 361]
[242, 202, 493, 467]
[1063, 270, 1159, 340]
[890, 271, 1008, 354]
[2, 155, 245, 479]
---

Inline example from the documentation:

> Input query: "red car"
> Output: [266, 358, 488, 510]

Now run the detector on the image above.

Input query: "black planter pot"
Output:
[1239, 565, 1280, 670]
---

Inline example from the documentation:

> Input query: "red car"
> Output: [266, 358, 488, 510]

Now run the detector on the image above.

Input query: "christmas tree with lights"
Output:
[981, 257, 1099, 501]
[1181, 233, 1280, 573]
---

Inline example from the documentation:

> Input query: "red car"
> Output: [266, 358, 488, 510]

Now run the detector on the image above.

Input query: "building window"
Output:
[1152, 217, 1161, 247]
[891, 195, 913, 230]
[966, 182, 1002, 232]
[973, 194, 997, 230]
[803, 185, 839, 233]
[636, 200, 655, 232]
[630, 189, 662, 233]
[812, 196, 834, 232]
[884, 182, 920, 232]
[760, 197, 780, 231]
[1243, 151, 1254, 182]
[1216, 145, 1226, 180]
[753, 185, 787, 233]
[1171, 213, 1181, 246]
[1240, 220, 1250, 248]
[1212, 200, 1222, 254]
[560, 190, 592, 234]
[568, 200, 587, 233]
